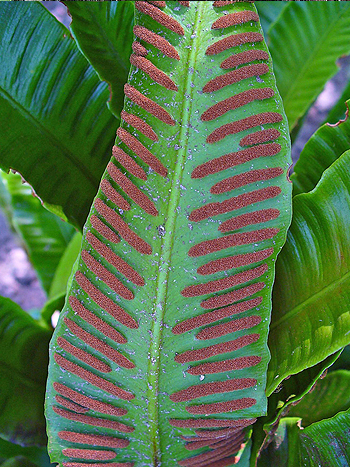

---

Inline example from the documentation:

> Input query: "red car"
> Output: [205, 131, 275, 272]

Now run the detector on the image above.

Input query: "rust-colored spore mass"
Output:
[207, 112, 283, 143]
[221, 49, 269, 69]
[211, 167, 284, 194]
[107, 162, 158, 216]
[117, 127, 167, 177]
[53, 406, 133, 432]
[203, 63, 269, 93]
[185, 397, 256, 415]
[170, 379, 257, 403]
[63, 463, 134, 467]
[112, 146, 148, 181]
[201, 88, 274, 121]
[178, 1, 190, 6]
[62, 449, 116, 461]
[133, 25, 180, 60]
[206, 32, 263, 56]
[101, 179, 131, 212]
[188, 356, 262, 375]
[189, 228, 279, 257]
[59, 431, 130, 448]
[54, 382, 128, 416]
[124, 84, 175, 125]
[130, 54, 178, 91]
[192, 143, 281, 178]
[75, 271, 138, 329]
[132, 41, 148, 57]
[169, 418, 256, 429]
[220, 208, 280, 232]
[172, 297, 262, 334]
[68, 296, 127, 344]
[197, 315, 262, 340]
[175, 334, 259, 363]
[55, 395, 88, 414]
[91, 214, 120, 244]
[135, 2, 184, 35]
[94, 198, 152, 255]
[240, 128, 281, 146]
[189, 186, 281, 222]
[65, 317, 135, 369]
[212, 11, 259, 29]
[81, 250, 134, 300]
[121, 110, 158, 141]
[54, 354, 135, 400]
[201, 282, 265, 309]
[57, 336, 112, 373]
[148, 1, 166, 7]
[181, 264, 268, 297]
[197, 249, 274, 275]
[86, 232, 145, 287]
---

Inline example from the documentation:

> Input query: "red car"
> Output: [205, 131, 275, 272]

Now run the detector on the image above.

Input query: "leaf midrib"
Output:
[281, 3, 350, 125]
[146, 4, 205, 464]
[0, 86, 99, 188]
[271, 269, 350, 331]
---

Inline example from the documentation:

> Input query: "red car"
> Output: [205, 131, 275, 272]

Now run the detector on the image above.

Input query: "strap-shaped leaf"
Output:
[268, 149, 350, 395]
[46, 2, 291, 466]
[0, 296, 51, 447]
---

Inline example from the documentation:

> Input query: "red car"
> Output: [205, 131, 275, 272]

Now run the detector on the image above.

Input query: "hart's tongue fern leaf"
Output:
[45, 2, 292, 466]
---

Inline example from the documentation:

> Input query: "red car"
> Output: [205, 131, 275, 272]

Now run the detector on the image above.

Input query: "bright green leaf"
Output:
[66, 1, 134, 118]
[255, 2, 286, 38]
[0, 2, 118, 229]
[291, 99, 350, 196]
[289, 370, 350, 426]
[0, 296, 52, 447]
[269, 2, 350, 129]
[268, 149, 350, 395]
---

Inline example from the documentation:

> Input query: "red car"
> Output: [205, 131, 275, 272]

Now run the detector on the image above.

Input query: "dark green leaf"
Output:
[45, 3, 292, 466]
[67, 1, 134, 117]
[0, 438, 52, 467]
[0, 296, 52, 447]
[292, 98, 350, 196]
[1, 457, 39, 467]
[0, 2, 117, 229]
[268, 149, 350, 395]
[289, 370, 350, 426]
[1, 171, 75, 294]
[268, 2, 350, 129]
[255, 2, 286, 38]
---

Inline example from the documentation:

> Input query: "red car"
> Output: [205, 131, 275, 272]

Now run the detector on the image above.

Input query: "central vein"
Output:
[146, 3, 205, 465]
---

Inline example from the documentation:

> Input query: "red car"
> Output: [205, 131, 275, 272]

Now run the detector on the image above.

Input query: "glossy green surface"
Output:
[0, 296, 52, 447]
[67, 1, 134, 118]
[268, 149, 350, 394]
[269, 1, 350, 129]
[0, 2, 117, 229]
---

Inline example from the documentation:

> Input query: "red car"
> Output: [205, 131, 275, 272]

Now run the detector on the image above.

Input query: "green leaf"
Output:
[48, 231, 82, 299]
[291, 98, 350, 196]
[66, 1, 134, 118]
[259, 412, 350, 467]
[0, 438, 52, 467]
[45, 3, 292, 465]
[1, 457, 39, 467]
[289, 370, 350, 426]
[330, 345, 350, 372]
[255, 2, 286, 38]
[268, 149, 350, 395]
[0, 2, 118, 229]
[323, 81, 350, 126]
[0, 296, 52, 447]
[268, 2, 350, 129]
[1, 170, 75, 294]
[250, 352, 340, 466]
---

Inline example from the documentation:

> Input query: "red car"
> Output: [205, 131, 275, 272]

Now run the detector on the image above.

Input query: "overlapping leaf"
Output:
[268, 1, 350, 129]
[268, 149, 350, 394]
[0, 2, 118, 229]
[67, 1, 134, 117]
[0, 296, 52, 447]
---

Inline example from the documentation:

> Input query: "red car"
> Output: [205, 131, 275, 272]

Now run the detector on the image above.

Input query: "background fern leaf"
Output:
[46, 2, 292, 466]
